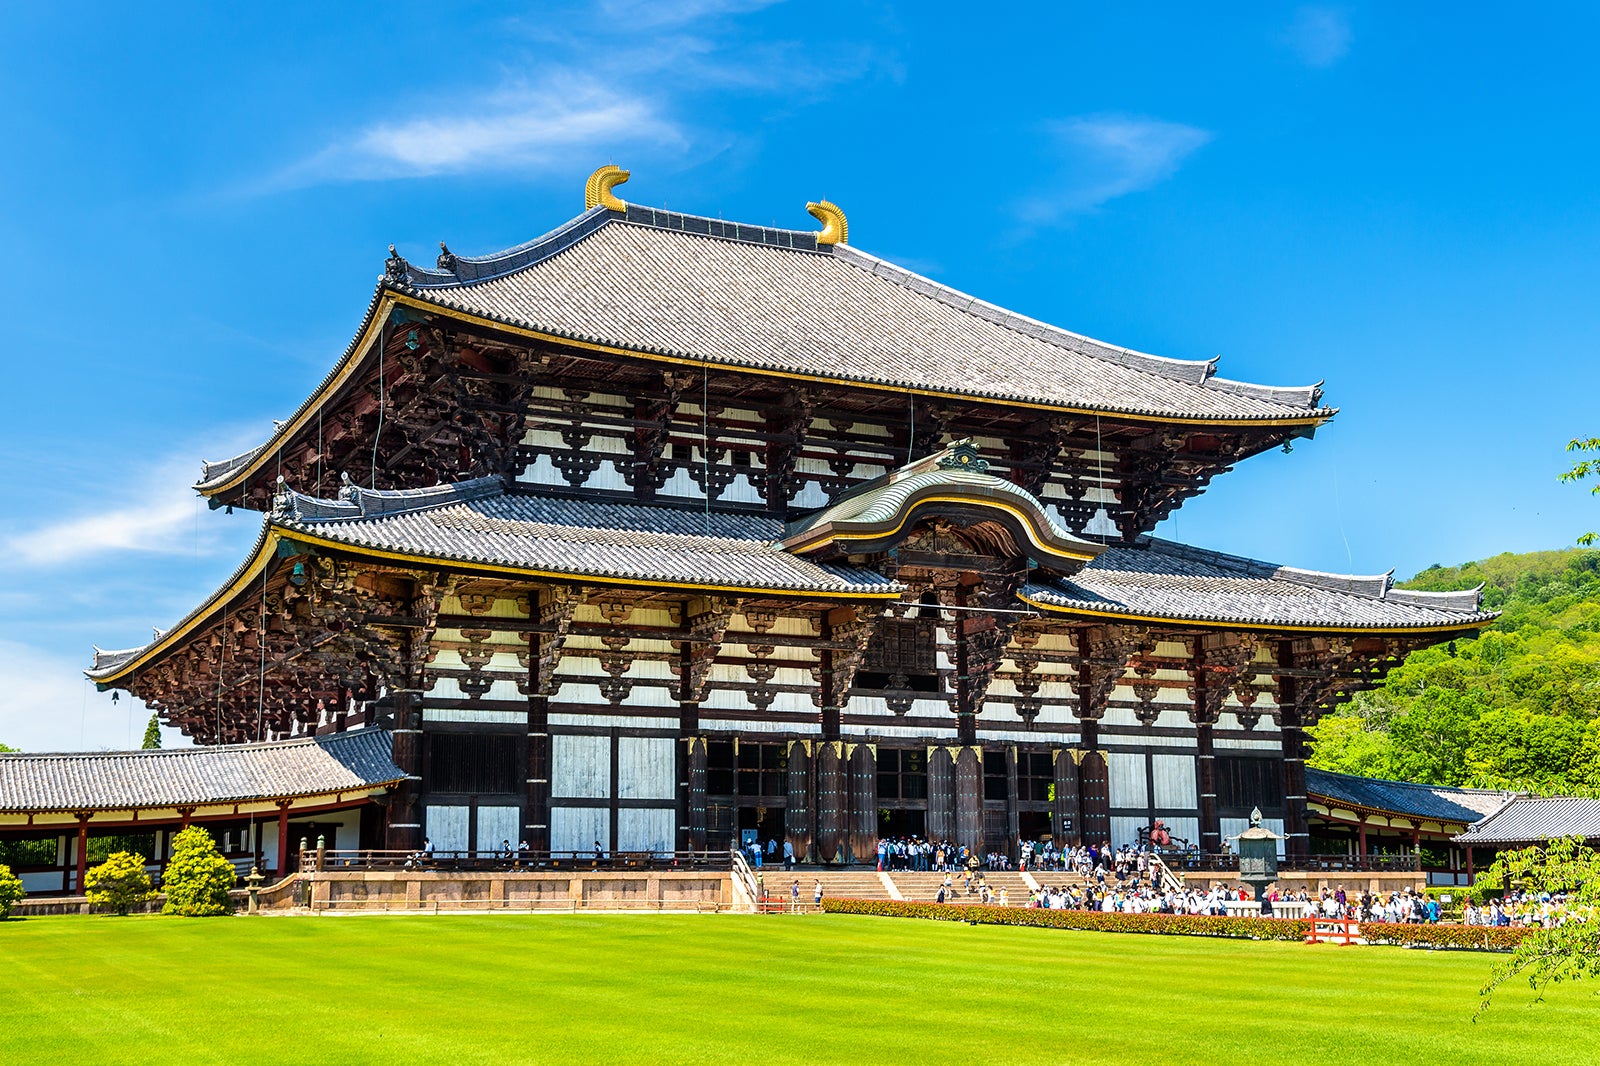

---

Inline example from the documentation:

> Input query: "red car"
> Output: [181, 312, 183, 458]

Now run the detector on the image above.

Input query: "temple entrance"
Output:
[879, 807, 926, 839]
[737, 805, 785, 867]
[1018, 810, 1052, 845]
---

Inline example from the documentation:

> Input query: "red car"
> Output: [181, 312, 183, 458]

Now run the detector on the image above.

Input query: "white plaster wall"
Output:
[1108, 751, 1148, 809]
[477, 805, 522, 850]
[426, 804, 471, 852]
[1109, 816, 1145, 849]
[617, 737, 675, 800]
[1152, 753, 1198, 809]
[618, 808, 676, 855]
[552, 735, 610, 798]
[423, 708, 526, 725]
[551, 807, 609, 855]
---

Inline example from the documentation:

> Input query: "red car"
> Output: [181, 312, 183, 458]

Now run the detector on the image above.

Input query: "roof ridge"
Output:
[272, 474, 505, 523]
[1307, 767, 1512, 797]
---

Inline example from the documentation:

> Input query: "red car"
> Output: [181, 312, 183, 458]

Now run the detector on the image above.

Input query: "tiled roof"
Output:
[0, 730, 402, 813]
[1307, 768, 1511, 825]
[390, 205, 1329, 423]
[277, 479, 899, 596]
[1453, 796, 1600, 845]
[1022, 538, 1497, 631]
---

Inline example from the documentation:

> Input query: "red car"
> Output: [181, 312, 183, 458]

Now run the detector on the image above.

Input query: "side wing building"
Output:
[84, 171, 1494, 870]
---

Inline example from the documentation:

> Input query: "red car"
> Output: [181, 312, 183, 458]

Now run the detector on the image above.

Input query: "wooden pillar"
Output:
[954, 617, 977, 747]
[1357, 819, 1368, 859]
[276, 801, 291, 876]
[1077, 744, 1111, 846]
[818, 614, 841, 742]
[74, 813, 90, 895]
[386, 691, 423, 851]
[683, 738, 708, 851]
[1194, 722, 1220, 853]
[1465, 844, 1474, 882]
[526, 694, 551, 852]
[926, 746, 956, 842]
[847, 744, 876, 864]
[954, 746, 983, 851]
[784, 740, 812, 862]
[815, 741, 846, 863]
[1276, 641, 1310, 862]
[1052, 749, 1081, 846]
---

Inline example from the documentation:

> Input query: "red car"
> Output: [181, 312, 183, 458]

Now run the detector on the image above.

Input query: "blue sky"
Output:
[3, 3, 1597, 750]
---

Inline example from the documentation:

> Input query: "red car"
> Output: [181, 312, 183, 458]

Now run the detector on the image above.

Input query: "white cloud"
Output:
[270, 77, 681, 189]
[1283, 6, 1352, 68]
[595, 0, 780, 28]
[0, 640, 136, 752]
[1027, 115, 1213, 221]
[2, 451, 233, 568]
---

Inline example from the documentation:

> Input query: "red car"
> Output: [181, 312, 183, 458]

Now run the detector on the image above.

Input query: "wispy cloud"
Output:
[259, 2, 885, 195]
[1024, 115, 1212, 223]
[1283, 5, 1352, 68]
[3, 451, 237, 568]
[595, 0, 780, 28]
[265, 76, 679, 190]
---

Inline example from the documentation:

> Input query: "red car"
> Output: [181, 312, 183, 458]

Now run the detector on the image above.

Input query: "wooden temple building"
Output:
[79, 168, 1497, 870]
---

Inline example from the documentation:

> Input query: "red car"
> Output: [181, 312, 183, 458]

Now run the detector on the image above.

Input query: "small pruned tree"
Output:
[84, 851, 155, 916]
[160, 826, 236, 917]
[0, 863, 25, 919]
[1560, 437, 1600, 546]
[1476, 836, 1600, 1015]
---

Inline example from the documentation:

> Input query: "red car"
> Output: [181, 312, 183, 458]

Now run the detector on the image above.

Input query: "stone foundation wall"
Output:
[291, 870, 732, 912]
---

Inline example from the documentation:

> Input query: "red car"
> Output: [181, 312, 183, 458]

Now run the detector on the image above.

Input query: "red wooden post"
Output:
[1357, 819, 1367, 859]
[74, 813, 90, 894]
[1465, 845, 1474, 883]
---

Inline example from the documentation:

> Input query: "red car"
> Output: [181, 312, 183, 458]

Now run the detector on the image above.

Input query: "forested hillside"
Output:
[1308, 549, 1600, 793]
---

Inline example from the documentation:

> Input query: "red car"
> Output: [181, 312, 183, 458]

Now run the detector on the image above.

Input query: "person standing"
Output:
[782, 839, 795, 871]
[791, 879, 801, 911]
[814, 878, 824, 906]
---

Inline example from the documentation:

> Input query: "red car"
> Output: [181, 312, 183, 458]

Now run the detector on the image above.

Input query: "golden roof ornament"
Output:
[585, 165, 630, 211]
[807, 200, 848, 245]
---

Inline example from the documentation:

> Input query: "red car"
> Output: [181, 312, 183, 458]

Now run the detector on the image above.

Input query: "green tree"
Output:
[0, 742, 15, 752]
[160, 827, 235, 917]
[1561, 437, 1600, 546]
[140, 715, 161, 750]
[0, 863, 24, 918]
[1476, 836, 1600, 1015]
[84, 851, 155, 916]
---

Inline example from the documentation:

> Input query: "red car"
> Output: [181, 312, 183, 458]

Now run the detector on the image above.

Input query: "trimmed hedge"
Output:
[819, 898, 1531, 951]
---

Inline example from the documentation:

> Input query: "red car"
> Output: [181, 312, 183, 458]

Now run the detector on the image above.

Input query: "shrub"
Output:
[84, 851, 155, 916]
[160, 827, 236, 917]
[0, 863, 24, 919]
[818, 898, 1532, 952]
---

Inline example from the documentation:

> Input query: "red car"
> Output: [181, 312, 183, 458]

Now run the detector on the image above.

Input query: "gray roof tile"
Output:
[0, 730, 402, 813]
[396, 211, 1328, 422]
[1307, 768, 1510, 824]
[280, 484, 899, 595]
[1453, 795, 1600, 845]
[1023, 538, 1496, 630]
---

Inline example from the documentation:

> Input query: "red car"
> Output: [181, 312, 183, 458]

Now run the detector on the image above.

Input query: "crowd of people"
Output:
[1463, 890, 1585, 928]
[874, 837, 1016, 872]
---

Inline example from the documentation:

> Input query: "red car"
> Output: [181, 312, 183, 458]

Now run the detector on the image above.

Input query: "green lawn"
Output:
[2, 913, 1593, 1064]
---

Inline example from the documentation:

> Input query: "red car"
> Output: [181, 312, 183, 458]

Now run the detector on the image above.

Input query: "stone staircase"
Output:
[755, 868, 897, 902]
[890, 870, 1039, 904]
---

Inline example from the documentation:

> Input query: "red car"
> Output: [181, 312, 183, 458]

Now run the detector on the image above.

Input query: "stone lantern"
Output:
[1233, 807, 1281, 905]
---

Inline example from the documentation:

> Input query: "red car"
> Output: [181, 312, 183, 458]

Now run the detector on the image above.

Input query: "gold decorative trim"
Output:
[807, 200, 848, 245]
[585, 165, 630, 211]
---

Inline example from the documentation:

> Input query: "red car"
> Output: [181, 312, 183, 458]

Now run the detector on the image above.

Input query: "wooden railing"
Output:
[299, 848, 730, 873]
